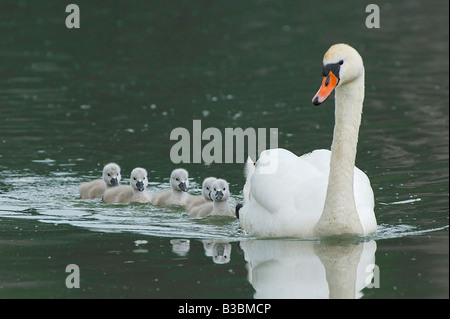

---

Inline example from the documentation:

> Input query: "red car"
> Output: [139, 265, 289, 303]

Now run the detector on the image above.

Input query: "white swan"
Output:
[79, 163, 121, 199]
[239, 43, 377, 238]
[189, 179, 235, 217]
[185, 177, 217, 211]
[102, 167, 151, 203]
[151, 168, 189, 206]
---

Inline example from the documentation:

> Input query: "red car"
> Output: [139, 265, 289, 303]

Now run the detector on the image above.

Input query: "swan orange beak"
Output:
[312, 71, 339, 106]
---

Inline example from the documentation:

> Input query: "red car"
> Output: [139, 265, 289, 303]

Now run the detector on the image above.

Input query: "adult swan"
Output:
[239, 44, 377, 238]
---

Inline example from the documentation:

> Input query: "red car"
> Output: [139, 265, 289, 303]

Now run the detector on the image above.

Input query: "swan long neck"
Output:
[316, 74, 365, 236]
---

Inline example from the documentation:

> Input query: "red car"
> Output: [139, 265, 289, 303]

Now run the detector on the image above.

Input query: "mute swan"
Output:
[239, 43, 377, 238]
[79, 163, 121, 199]
[189, 179, 235, 217]
[102, 167, 151, 203]
[185, 177, 217, 210]
[151, 168, 189, 206]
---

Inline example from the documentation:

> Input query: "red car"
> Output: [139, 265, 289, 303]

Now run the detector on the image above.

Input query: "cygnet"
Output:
[189, 179, 234, 218]
[185, 177, 217, 211]
[151, 168, 189, 207]
[102, 167, 151, 203]
[79, 163, 121, 199]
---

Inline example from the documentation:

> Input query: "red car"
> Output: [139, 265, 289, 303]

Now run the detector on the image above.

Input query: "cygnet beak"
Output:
[215, 244, 225, 256]
[215, 190, 223, 200]
[136, 181, 145, 192]
[178, 182, 187, 192]
[110, 178, 119, 186]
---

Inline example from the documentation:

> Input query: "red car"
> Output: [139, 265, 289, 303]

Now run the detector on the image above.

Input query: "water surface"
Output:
[0, 0, 448, 298]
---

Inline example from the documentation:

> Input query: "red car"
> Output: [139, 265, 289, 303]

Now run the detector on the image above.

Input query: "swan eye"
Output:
[339, 60, 344, 65]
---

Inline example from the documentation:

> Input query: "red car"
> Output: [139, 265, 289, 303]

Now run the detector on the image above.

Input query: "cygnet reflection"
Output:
[240, 239, 377, 299]
[170, 239, 190, 257]
[202, 240, 232, 264]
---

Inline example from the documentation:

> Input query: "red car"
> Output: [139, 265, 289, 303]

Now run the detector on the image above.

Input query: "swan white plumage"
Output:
[79, 163, 121, 199]
[185, 177, 217, 211]
[239, 43, 377, 238]
[151, 168, 189, 206]
[243, 157, 256, 206]
[102, 167, 151, 203]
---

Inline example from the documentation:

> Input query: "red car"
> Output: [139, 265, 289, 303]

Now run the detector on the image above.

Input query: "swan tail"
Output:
[245, 156, 256, 179]
[243, 156, 256, 206]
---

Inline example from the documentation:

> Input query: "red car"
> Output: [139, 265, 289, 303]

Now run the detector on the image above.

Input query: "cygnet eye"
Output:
[108, 173, 111, 177]
[133, 177, 136, 180]
[223, 188, 225, 191]
[143, 176, 146, 179]
[206, 187, 209, 190]
[176, 178, 179, 181]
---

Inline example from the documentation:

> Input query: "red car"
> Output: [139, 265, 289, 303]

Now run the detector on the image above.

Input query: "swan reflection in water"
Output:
[240, 239, 377, 299]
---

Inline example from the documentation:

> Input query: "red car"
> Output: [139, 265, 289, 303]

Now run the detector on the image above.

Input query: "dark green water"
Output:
[0, 0, 448, 298]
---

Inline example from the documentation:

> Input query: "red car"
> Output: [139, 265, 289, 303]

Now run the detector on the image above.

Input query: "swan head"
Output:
[202, 177, 217, 201]
[102, 163, 121, 186]
[130, 167, 148, 192]
[312, 43, 364, 105]
[212, 179, 230, 202]
[170, 168, 189, 192]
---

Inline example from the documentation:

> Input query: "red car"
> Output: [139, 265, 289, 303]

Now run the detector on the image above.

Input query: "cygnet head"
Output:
[130, 167, 148, 192]
[212, 242, 231, 264]
[170, 168, 189, 192]
[212, 179, 230, 202]
[202, 177, 217, 201]
[312, 43, 364, 105]
[102, 163, 121, 186]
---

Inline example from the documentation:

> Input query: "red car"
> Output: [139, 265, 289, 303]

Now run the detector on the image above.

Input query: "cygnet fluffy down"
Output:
[189, 179, 234, 218]
[185, 177, 217, 211]
[151, 168, 189, 207]
[102, 167, 151, 203]
[79, 163, 121, 199]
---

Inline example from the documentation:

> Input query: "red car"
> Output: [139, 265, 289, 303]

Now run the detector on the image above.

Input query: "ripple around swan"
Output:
[0, 173, 446, 243]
